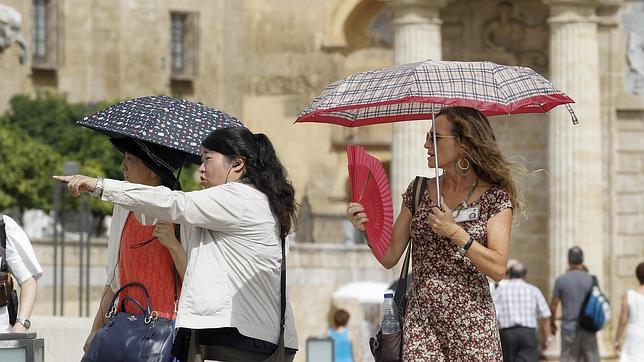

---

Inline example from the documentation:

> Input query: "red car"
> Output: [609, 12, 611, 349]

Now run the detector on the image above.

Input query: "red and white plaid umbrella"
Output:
[296, 60, 577, 127]
[297, 59, 578, 215]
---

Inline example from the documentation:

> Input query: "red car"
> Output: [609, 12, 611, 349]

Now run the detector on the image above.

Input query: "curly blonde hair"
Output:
[437, 107, 526, 216]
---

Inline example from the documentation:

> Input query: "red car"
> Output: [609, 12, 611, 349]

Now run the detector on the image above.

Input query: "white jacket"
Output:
[101, 179, 298, 349]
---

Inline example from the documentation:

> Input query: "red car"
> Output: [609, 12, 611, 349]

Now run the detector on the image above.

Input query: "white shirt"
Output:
[0, 215, 43, 333]
[104, 205, 189, 292]
[101, 179, 298, 349]
[492, 278, 551, 329]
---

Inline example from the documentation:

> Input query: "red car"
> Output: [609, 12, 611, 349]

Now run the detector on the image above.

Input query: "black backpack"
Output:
[0, 216, 19, 326]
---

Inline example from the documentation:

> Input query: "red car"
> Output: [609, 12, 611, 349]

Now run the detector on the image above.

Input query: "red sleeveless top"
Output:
[118, 212, 180, 319]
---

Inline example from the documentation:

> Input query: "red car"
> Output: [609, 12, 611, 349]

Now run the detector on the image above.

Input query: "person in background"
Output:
[613, 261, 644, 361]
[0, 215, 42, 333]
[493, 261, 551, 361]
[83, 138, 187, 352]
[327, 309, 355, 362]
[550, 246, 598, 362]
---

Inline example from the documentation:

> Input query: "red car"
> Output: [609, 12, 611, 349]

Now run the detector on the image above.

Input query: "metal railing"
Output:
[297, 196, 365, 245]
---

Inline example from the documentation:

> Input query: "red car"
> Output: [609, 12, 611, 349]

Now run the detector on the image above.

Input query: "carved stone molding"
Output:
[479, 1, 548, 69]
[0, 4, 27, 64]
[543, 0, 601, 22]
[623, 5, 644, 95]
[382, 0, 449, 25]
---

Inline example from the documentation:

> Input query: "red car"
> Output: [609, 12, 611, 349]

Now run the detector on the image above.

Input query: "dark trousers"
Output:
[181, 329, 297, 362]
[499, 326, 539, 362]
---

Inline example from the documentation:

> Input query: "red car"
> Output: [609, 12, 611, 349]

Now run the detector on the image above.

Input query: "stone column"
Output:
[545, 0, 604, 283]
[384, 0, 447, 214]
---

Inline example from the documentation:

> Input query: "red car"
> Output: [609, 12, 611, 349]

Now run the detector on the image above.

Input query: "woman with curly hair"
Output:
[347, 106, 524, 360]
[57, 127, 298, 362]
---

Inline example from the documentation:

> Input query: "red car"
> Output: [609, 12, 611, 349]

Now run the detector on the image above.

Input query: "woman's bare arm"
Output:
[347, 202, 412, 269]
[614, 292, 630, 353]
[449, 208, 512, 281]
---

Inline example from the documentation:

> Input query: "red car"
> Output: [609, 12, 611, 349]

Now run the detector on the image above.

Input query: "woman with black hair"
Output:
[55, 127, 298, 362]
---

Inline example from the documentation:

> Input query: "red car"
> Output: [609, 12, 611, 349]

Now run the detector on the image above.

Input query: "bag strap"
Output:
[0, 215, 8, 273]
[109, 282, 153, 317]
[393, 248, 411, 309]
[120, 296, 147, 315]
[171, 224, 181, 316]
[276, 235, 287, 348]
[394, 177, 427, 306]
[411, 176, 427, 216]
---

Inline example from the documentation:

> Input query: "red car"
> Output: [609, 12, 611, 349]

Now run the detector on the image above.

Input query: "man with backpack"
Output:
[550, 246, 599, 362]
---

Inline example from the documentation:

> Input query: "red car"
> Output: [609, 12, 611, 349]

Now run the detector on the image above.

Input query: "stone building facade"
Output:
[1, 0, 644, 360]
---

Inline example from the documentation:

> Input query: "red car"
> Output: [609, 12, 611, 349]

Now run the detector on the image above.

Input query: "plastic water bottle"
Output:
[381, 292, 400, 334]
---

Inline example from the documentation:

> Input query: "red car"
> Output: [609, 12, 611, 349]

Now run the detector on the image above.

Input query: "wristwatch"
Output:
[15, 318, 31, 330]
[459, 237, 474, 256]
[90, 177, 105, 198]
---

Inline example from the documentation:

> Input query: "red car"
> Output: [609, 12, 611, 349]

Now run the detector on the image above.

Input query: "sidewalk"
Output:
[30, 315, 91, 362]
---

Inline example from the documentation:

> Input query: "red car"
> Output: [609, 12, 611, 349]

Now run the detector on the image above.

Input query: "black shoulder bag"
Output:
[369, 176, 427, 362]
[0, 215, 19, 326]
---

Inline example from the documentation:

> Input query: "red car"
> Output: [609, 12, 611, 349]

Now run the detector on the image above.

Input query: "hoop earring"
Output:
[457, 158, 471, 176]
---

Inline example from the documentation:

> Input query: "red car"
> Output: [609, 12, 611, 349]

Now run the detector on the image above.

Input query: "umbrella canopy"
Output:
[296, 60, 577, 127]
[78, 95, 244, 164]
[332, 281, 390, 304]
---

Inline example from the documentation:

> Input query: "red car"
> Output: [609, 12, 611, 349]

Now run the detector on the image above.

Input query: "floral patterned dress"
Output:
[401, 179, 512, 361]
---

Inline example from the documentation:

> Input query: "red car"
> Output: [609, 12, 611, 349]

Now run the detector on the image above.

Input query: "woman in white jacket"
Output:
[56, 127, 298, 362]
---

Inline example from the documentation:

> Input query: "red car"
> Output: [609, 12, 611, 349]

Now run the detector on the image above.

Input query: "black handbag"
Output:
[82, 282, 175, 362]
[369, 176, 426, 362]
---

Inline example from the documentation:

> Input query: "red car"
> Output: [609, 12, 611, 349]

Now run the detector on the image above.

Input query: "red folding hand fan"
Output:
[346, 145, 394, 261]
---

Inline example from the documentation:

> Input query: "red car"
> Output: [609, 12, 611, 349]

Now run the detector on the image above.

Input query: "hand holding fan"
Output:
[346, 145, 394, 261]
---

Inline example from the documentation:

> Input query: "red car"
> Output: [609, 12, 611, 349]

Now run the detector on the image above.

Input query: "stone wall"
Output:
[613, 109, 644, 296]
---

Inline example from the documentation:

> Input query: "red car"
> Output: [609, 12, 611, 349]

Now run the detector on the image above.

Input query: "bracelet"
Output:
[462, 237, 475, 251]
[447, 227, 460, 239]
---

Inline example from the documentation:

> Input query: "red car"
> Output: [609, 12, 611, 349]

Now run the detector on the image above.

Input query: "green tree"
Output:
[0, 128, 61, 211]
[0, 93, 121, 216]
[0, 92, 201, 217]
[0, 93, 123, 180]
[178, 164, 200, 192]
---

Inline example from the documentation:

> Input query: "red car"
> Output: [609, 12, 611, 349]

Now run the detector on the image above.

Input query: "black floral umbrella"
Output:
[77, 95, 244, 164]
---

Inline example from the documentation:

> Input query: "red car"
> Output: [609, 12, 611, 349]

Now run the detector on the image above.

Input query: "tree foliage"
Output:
[0, 93, 121, 214]
[0, 128, 61, 211]
[0, 92, 201, 216]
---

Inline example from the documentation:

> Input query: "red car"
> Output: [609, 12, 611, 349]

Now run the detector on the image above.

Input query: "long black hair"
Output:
[201, 127, 297, 240]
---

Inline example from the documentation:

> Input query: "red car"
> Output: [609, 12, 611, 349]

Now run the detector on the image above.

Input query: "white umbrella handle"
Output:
[431, 106, 441, 208]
